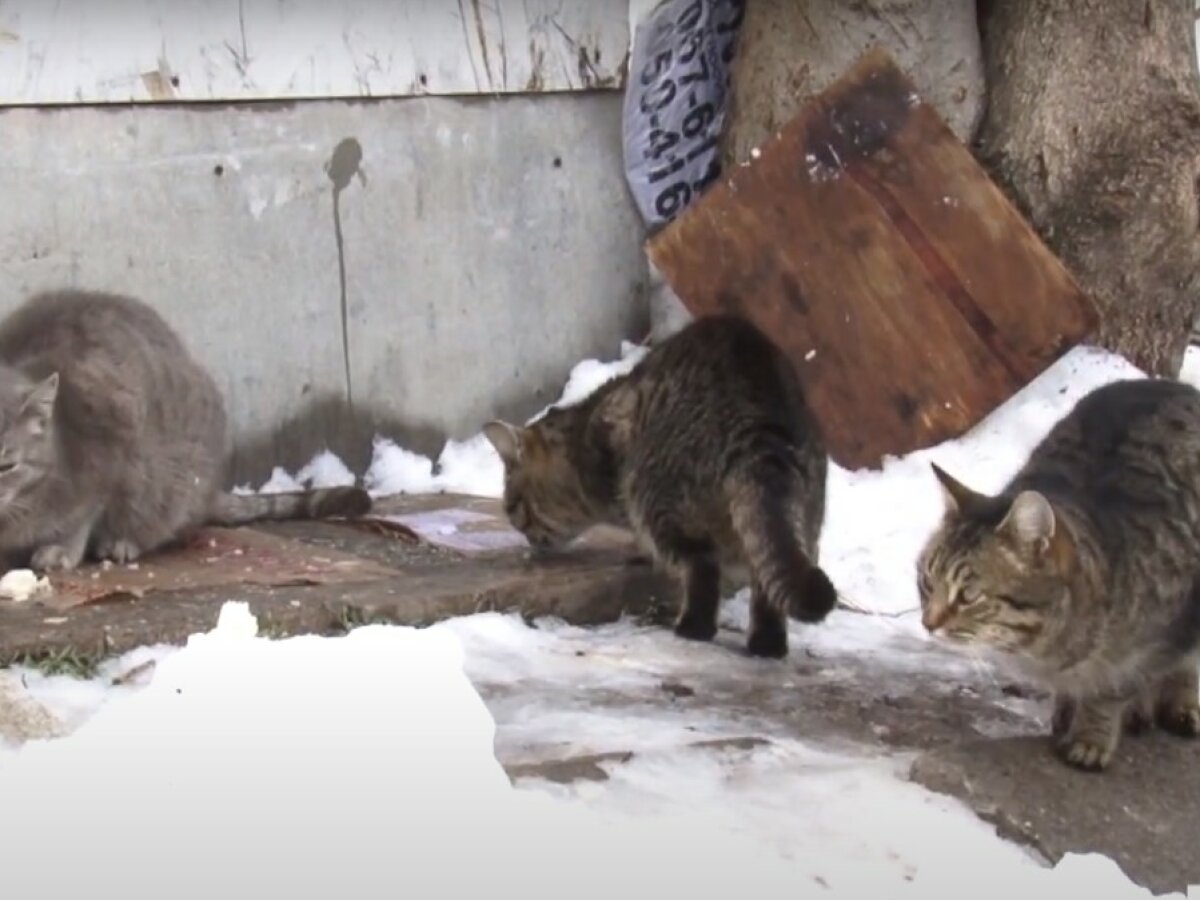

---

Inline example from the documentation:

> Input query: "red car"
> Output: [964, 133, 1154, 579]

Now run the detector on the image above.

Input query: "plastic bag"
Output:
[622, 0, 744, 231]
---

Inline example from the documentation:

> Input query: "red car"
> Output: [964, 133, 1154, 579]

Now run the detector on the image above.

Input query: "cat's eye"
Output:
[957, 584, 984, 605]
[996, 593, 1036, 611]
[0, 460, 16, 475]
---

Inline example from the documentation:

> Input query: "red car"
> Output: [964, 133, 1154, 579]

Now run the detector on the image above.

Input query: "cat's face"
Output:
[483, 413, 594, 551]
[0, 371, 59, 505]
[916, 464, 1073, 657]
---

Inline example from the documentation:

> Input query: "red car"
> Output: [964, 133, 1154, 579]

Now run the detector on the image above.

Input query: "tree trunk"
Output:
[719, 0, 985, 169]
[977, 0, 1200, 377]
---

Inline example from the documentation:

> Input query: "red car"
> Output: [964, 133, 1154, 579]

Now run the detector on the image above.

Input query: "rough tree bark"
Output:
[718, 0, 986, 169]
[717, 0, 1200, 377]
[976, 0, 1200, 377]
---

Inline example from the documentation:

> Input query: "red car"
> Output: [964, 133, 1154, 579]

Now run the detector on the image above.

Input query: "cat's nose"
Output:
[921, 600, 951, 633]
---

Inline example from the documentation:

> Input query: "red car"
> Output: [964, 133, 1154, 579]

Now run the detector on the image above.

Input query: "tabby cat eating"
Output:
[484, 314, 836, 658]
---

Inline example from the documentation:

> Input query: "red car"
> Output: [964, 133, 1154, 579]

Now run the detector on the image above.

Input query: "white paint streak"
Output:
[0, 0, 629, 105]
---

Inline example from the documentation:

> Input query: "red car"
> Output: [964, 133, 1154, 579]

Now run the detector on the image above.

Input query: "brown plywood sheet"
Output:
[646, 48, 1099, 469]
[39, 527, 399, 609]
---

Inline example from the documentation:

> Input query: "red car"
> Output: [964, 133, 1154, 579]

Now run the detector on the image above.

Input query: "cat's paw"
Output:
[31, 544, 82, 573]
[1057, 736, 1114, 772]
[673, 613, 718, 643]
[1157, 701, 1200, 738]
[746, 620, 789, 659]
[95, 538, 142, 565]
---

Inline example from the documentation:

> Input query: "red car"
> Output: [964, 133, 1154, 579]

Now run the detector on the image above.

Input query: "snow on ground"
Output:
[363, 339, 648, 500]
[233, 448, 356, 494]
[3, 342, 1198, 896]
[237, 339, 652, 501]
[271, 336, 1169, 616]
[0, 604, 1183, 898]
[824, 345, 1149, 614]
[362, 432, 504, 498]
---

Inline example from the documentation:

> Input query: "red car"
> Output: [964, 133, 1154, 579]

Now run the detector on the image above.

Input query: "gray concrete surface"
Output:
[0, 497, 672, 664]
[0, 93, 650, 484]
[912, 734, 1200, 895]
[0, 496, 1195, 892]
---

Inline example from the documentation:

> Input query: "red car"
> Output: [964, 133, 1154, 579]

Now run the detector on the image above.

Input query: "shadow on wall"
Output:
[226, 392, 439, 489]
[222, 375, 592, 490]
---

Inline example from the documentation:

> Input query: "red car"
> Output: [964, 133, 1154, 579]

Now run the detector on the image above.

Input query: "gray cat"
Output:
[0, 289, 371, 572]
[917, 379, 1200, 770]
[483, 314, 836, 658]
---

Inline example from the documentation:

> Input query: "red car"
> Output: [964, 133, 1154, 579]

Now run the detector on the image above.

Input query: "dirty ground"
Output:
[0, 492, 1195, 894]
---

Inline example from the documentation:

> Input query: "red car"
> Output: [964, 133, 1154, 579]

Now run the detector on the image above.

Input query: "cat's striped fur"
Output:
[917, 379, 1200, 770]
[484, 315, 836, 658]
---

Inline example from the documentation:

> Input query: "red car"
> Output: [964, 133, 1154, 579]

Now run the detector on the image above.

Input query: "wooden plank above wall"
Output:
[647, 48, 1100, 471]
[0, 0, 630, 105]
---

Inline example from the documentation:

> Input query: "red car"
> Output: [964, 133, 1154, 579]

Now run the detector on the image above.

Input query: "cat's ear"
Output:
[930, 463, 983, 514]
[20, 372, 58, 432]
[483, 420, 523, 467]
[997, 490, 1056, 554]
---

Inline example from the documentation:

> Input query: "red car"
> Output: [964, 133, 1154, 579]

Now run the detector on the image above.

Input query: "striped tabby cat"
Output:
[484, 315, 836, 658]
[917, 379, 1200, 770]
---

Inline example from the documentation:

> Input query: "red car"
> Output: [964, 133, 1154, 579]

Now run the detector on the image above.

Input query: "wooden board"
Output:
[646, 48, 1099, 470]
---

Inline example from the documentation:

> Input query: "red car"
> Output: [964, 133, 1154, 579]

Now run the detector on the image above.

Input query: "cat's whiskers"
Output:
[966, 644, 1004, 692]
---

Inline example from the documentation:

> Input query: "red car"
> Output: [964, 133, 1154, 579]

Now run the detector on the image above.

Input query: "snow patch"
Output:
[255, 465, 302, 494]
[363, 339, 648, 499]
[0, 568, 51, 602]
[1180, 344, 1200, 388]
[363, 432, 504, 498]
[227, 341, 1200, 614]
[235, 448, 357, 496]
[822, 345, 1149, 615]
[532, 339, 648, 419]
[293, 448, 356, 488]
[1, 605, 1183, 898]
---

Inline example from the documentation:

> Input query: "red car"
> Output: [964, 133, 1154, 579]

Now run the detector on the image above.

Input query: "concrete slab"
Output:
[0, 496, 672, 665]
[911, 735, 1200, 895]
[0, 492, 1194, 893]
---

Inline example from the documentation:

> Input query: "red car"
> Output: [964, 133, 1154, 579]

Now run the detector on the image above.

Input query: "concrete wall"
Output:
[0, 93, 650, 484]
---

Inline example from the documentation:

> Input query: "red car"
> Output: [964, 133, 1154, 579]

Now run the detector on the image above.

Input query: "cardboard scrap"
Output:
[40, 527, 399, 610]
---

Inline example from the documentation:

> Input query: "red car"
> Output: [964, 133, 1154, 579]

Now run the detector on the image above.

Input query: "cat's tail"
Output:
[207, 487, 372, 525]
[726, 465, 836, 624]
